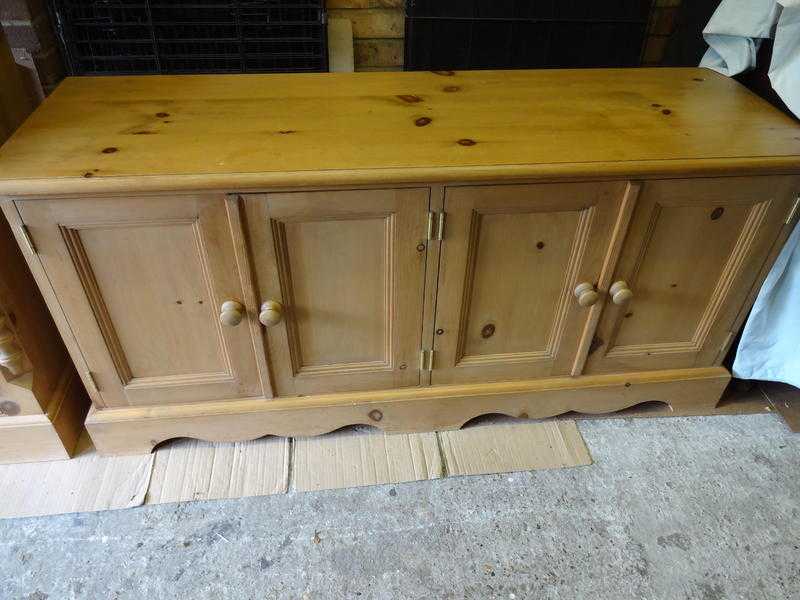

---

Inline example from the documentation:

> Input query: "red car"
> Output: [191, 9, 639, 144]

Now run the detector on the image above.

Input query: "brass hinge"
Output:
[427, 211, 446, 241]
[786, 195, 800, 225]
[420, 349, 434, 371]
[85, 371, 100, 395]
[19, 224, 36, 254]
[436, 211, 446, 240]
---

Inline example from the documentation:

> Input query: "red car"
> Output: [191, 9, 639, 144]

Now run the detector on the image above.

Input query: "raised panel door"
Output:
[584, 176, 798, 373]
[244, 188, 430, 395]
[17, 194, 266, 407]
[432, 181, 630, 384]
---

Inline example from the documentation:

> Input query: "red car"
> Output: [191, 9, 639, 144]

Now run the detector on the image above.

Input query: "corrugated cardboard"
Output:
[146, 437, 290, 504]
[0, 420, 591, 518]
[439, 418, 592, 477]
[0, 433, 152, 518]
[292, 426, 443, 492]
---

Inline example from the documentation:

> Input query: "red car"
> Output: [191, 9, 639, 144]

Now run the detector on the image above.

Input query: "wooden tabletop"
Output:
[0, 68, 799, 196]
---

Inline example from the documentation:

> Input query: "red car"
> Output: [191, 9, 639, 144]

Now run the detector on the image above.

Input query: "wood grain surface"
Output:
[1, 68, 799, 196]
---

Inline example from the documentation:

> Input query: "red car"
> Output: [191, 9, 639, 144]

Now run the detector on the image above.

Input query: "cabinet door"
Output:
[244, 189, 429, 395]
[584, 176, 798, 374]
[432, 182, 629, 384]
[17, 195, 265, 407]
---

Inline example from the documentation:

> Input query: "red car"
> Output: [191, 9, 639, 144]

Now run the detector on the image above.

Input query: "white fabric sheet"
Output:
[700, 0, 800, 117]
[733, 221, 800, 387]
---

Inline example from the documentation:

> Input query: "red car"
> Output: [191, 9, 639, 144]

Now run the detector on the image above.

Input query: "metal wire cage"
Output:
[49, 0, 328, 75]
[404, 0, 655, 71]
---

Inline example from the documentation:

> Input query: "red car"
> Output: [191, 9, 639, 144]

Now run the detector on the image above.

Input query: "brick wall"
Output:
[327, 0, 404, 71]
[330, 0, 683, 71]
[0, 0, 64, 101]
[642, 0, 683, 65]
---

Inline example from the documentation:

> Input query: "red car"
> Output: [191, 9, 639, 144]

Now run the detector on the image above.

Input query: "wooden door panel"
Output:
[245, 188, 429, 395]
[276, 214, 391, 375]
[433, 181, 629, 384]
[462, 210, 580, 359]
[613, 203, 751, 348]
[282, 217, 388, 369]
[18, 195, 264, 407]
[585, 176, 798, 373]
[75, 222, 224, 377]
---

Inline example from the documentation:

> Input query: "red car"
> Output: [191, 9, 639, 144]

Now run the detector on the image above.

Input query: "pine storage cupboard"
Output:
[0, 212, 90, 462]
[0, 27, 90, 463]
[1, 68, 798, 455]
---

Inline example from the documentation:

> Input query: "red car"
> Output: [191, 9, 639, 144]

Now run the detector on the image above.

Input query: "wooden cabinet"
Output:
[1, 68, 798, 454]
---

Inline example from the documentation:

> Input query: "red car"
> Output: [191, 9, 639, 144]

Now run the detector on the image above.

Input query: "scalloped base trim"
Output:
[85, 367, 730, 456]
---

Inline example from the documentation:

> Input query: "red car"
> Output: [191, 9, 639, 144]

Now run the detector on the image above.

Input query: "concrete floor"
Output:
[1, 413, 798, 600]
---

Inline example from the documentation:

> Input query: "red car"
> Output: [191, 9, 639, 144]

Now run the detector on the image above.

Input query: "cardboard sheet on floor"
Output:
[0, 420, 591, 519]
[440, 419, 592, 476]
[292, 427, 443, 492]
[0, 433, 153, 519]
[146, 437, 290, 504]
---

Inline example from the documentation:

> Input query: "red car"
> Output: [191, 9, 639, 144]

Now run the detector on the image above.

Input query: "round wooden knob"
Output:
[574, 282, 599, 307]
[259, 300, 283, 327]
[609, 280, 634, 305]
[219, 300, 245, 327]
